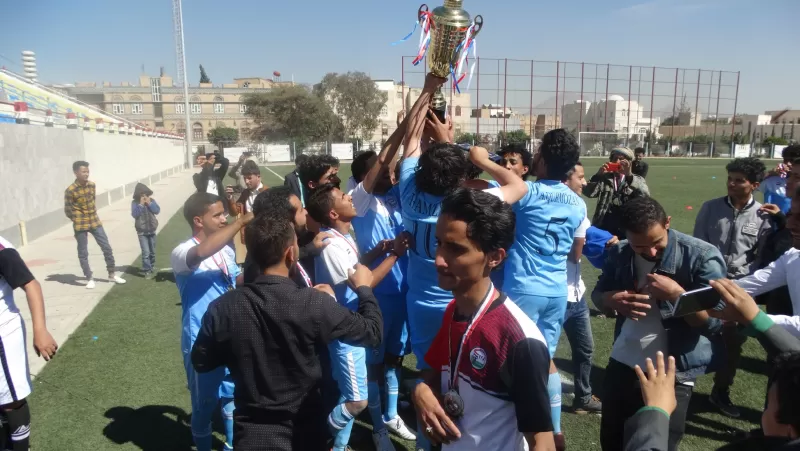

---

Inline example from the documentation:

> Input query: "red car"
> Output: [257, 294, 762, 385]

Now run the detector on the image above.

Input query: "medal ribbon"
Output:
[448, 284, 497, 391]
[192, 237, 233, 289]
[411, 11, 433, 66]
[296, 262, 312, 288]
[324, 228, 360, 257]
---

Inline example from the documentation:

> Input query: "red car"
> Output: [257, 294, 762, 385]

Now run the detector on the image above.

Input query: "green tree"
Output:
[680, 134, 712, 144]
[721, 132, 749, 145]
[313, 72, 387, 140]
[497, 129, 530, 145]
[763, 136, 789, 147]
[207, 126, 238, 151]
[243, 86, 343, 146]
[455, 132, 478, 144]
[199, 65, 211, 84]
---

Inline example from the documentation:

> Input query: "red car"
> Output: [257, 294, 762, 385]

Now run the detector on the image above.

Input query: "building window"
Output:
[192, 122, 204, 140]
[177, 123, 186, 136]
[150, 77, 161, 102]
[191, 96, 202, 114]
[175, 96, 185, 114]
[130, 96, 143, 115]
[111, 95, 124, 114]
[240, 104, 248, 114]
[213, 96, 224, 114]
[380, 105, 388, 117]
[455, 106, 462, 117]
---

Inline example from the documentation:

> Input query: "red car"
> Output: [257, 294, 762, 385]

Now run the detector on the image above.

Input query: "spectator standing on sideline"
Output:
[593, 196, 725, 451]
[191, 214, 382, 451]
[228, 161, 267, 263]
[193, 152, 231, 213]
[693, 157, 773, 418]
[228, 151, 259, 190]
[632, 147, 649, 179]
[131, 183, 161, 279]
[759, 145, 800, 215]
[0, 236, 58, 451]
[284, 154, 310, 207]
[583, 147, 650, 238]
[64, 161, 126, 289]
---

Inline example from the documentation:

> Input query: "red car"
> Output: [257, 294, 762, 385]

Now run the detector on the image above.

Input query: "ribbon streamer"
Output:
[391, 21, 419, 46]
[411, 11, 434, 66]
[450, 21, 479, 93]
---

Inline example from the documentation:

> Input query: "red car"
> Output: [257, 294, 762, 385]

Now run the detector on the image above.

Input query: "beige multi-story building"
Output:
[61, 72, 294, 149]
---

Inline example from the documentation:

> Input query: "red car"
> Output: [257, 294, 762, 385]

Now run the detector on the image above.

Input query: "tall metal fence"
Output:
[401, 56, 746, 156]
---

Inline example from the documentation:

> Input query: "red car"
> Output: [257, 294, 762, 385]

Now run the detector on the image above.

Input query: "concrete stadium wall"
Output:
[0, 123, 185, 246]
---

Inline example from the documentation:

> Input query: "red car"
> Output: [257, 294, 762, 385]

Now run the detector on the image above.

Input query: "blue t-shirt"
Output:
[760, 175, 792, 214]
[171, 238, 241, 397]
[399, 157, 452, 303]
[504, 180, 586, 297]
[350, 183, 408, 295]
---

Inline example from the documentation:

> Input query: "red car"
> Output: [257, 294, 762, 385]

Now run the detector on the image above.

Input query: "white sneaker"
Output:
[109, 273, 127, 284]
[85, 279, 96, 289]
[384, 415, 416, 440]
[371, 429, 396, 451]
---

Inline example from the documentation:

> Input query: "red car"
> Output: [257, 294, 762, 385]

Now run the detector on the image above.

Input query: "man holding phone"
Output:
[592, 196, 725, 451]
[583, 147, 650, 237]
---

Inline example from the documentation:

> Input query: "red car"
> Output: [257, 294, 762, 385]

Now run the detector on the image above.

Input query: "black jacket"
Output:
[191, 275, 382, 451]
[756, 212, 793, 316]
[193, 157, 230, 212]
[283, 171, 303, 205]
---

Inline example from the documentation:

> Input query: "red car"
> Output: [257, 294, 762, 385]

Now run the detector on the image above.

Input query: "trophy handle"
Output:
[472, 15, 484, 38]
[418, 4, 429, 21]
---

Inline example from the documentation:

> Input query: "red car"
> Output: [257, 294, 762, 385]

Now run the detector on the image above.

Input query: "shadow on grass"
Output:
[104, 405, 225, 450]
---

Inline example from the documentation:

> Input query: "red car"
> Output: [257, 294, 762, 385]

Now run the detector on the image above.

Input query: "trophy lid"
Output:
[433, 0, 471, 26]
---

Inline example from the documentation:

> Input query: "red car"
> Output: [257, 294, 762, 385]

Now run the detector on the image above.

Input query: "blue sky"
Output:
[1, 0, 797, 115]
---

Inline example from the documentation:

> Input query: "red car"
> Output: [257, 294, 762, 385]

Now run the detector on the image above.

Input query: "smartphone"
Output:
[606, 162, 621, 172]
[670, 286, 724, 318]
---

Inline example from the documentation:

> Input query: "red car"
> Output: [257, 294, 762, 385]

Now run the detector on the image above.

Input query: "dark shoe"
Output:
[710, 388, 741, 418]
[574, 395, 602, 415]
[554, 432, 566, 451]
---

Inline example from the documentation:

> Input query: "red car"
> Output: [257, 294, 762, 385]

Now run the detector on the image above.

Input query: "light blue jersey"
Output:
[504, 180, 586, 297]
[760, 175, 792, 214]
[350, 183, 408, 295]
[314, 228, 362, 350]
[398, 157, 452, 303]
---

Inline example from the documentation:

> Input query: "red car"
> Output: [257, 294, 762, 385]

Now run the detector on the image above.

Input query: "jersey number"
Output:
[535, 217, 568, 256]
[412, 222, 435, 259]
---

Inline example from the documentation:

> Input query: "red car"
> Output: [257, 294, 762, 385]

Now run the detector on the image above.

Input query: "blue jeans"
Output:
[563, 297, 594, 404]
[75, 226, 115, 278]
[138, 234, 156, 272]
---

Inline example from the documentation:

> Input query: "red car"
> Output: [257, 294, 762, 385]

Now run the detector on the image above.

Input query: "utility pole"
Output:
[173, 0, 192, 168]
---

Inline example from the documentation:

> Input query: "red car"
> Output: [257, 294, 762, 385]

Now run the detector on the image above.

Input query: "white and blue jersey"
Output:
[314, 228, 369, 401]
[170, 238, 241, 406]
[504, 180, 586, 298]
[760, 175, 792, 214]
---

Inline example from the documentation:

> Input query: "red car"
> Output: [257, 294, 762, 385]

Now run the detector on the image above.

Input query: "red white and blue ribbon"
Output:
[411, 11, 434, 66]
[450, 21, 479, 93]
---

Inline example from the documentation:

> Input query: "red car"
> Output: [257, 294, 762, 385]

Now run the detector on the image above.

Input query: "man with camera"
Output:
[193, 152, 230, 213]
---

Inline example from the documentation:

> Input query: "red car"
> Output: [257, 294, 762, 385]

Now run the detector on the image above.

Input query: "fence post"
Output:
[688, 142, 693, 157]
[710, 142, 715, 158]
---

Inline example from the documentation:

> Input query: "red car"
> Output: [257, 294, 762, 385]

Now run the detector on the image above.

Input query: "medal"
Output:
[446, 283, 497, 418]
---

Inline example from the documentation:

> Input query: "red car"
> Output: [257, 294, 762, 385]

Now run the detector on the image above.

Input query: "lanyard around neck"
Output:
[448, 284, 497, 391]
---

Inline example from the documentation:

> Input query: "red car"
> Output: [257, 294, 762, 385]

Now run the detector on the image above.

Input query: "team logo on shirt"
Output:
[469, 348, 487, 370]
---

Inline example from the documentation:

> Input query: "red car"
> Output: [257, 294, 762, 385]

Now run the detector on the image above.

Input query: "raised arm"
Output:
[363, 112, 409, 194]
[403, 74, 446, 160]
[214, 156, 230, 181]
[185, 213, 253, 269]
[469, 146, 528, 204]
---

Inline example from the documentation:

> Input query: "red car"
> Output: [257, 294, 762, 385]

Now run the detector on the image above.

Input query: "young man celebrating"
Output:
[0, 236, 58, 451]
[632, 147, 649, 179]
[759, 144, 800, 214]
[412, 188, 555, 451]
[229, 160, 267, 264]
[171, 193, 251, 451]
[350, 121, 417, 442]
[64, 160, 126, 289]
[497, 144, 533, 180]
[191, 213, 383, 450]
[193, 153, 231, 212]
[693, 157, 773, 417]
[307, 184, 399, 451]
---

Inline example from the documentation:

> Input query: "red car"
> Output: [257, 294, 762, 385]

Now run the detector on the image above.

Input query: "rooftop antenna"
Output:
[172, 0, 192, 168]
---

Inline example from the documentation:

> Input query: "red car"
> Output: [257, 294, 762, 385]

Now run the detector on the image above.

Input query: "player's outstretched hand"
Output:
[313, 232, 334, 251]
[708, 279, 760, 324]
[33, 328, 58, 361]
[759, 203, 782, 216]
[393, 232, 413, 257]
[348, 263, 374, 289]
[412, 382, 461, 445]
[635, 351, 677, 415]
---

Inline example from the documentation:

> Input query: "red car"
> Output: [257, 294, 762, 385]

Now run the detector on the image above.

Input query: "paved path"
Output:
[13, 170, 196, 376]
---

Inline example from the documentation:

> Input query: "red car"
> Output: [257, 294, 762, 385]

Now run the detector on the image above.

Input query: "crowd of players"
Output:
[5, 73, 800, 451]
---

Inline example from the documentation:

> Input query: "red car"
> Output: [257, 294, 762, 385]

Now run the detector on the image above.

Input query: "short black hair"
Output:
[634, 147, 646, 155]
[497, 144, 533, 180]
[298, 155, 340, 185]
[564, 161, 583, 180]
[295, 153, 310, 167]
[441, 188, 516, 255]
[306, 183, 337, 226]
[352, 151, 377, 183]
[416, 143, 469, 196]
[252, 186, 296, 219]
[539, 129, 581, 181]
[245, 214, 295, 270]
[726, 157, 766, 184]
[182, 192, 221, 228]
[620, 197, 668, 234]
[770, 352, 800, 433]
[241, 160, 261, 177]
[783, 145, 800, 163]
[72, 161, 89, 172]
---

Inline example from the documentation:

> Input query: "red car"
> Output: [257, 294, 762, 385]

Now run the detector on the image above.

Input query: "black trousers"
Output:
[601, 358, 693, 451]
